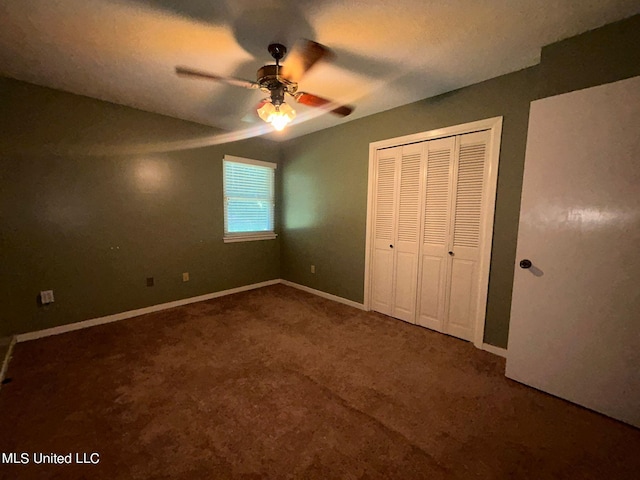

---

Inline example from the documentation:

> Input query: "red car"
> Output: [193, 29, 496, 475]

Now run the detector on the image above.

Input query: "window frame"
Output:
[222, 155, 277, 243]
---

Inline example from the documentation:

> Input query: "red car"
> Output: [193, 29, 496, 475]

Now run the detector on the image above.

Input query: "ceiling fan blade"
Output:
[292, 92, 354, 117]
[175, 66, 259, 89]
[280, 40, 331, 83]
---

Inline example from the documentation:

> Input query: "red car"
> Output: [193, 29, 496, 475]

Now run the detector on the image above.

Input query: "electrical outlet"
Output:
[146, 277, 154, 287]
[182, 272, 189, 282]
[310, 265, 316, 274]
[40, 290, 55, 304]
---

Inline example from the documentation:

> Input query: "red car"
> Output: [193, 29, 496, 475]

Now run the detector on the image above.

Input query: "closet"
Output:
[368, 122, 499, 344]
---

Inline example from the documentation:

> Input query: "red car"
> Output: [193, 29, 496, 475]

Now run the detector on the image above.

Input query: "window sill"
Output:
[223, 233, 278, 243]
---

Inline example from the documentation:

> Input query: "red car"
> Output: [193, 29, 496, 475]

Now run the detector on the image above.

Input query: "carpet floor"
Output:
[1, 284, 638, 479]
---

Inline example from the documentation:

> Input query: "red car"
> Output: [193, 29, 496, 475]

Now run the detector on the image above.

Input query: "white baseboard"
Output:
[11, 278, 503, 366]
[280, 280, 366, 310]
[15, 279, 364, 344]
[482, 343, 508, 358]
[16, 279, 281, 343]
[1, 336, 17, 385]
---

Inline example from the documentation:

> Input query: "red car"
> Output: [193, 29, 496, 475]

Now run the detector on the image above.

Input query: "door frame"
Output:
[363, 117, 503, 348]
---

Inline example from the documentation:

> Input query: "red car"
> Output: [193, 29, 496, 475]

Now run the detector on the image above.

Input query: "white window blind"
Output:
[223, 155, 277, 243]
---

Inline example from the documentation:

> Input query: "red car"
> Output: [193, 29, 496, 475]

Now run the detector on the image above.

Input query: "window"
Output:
[223, 155, 277, 242]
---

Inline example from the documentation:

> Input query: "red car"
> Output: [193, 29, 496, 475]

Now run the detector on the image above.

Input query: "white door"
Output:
[371, 144, 423, 322]
[506, 76, 640, 428]
[417, 137, 455, 331]
[392, 143, 424, 322]
[371, 147, 400, 315]
[416, 131, 490, 341]
[445, 131, 490, 341]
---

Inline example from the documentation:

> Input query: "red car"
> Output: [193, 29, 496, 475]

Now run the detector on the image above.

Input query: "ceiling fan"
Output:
[175, 40, 354, 131]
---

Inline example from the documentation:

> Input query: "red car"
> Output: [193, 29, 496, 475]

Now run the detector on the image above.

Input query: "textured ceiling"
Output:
[1, 0, 639, 143]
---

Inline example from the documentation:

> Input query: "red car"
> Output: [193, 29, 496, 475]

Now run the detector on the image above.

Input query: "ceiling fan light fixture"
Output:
[257, 101, 296, 131]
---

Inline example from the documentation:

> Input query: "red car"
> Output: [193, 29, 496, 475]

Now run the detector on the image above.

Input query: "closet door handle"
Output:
[390, 244, 394, 249]
[448, 251, 454, 256]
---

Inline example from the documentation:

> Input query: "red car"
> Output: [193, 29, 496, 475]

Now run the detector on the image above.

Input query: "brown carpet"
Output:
[1, 284, 638, 479]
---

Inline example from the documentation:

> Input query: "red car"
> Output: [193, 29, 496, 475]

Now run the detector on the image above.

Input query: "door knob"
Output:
[519, 259, 532, 269]
[448, 251, 454, 256]
[390, 244, 394, 249]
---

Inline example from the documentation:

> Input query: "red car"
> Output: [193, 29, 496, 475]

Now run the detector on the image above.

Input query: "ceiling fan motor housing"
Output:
[257, 43, 299, 106]
[257, 64, 296, 105]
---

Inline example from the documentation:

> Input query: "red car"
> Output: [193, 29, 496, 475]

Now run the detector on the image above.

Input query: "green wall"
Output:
[280, 14, 640, 348]
[0, 79, 281, 337]
[280, 68, 536, 348]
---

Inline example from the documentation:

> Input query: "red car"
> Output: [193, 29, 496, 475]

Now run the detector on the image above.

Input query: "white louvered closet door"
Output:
[391, 143, 424, 322]
[416, 131, 490, 341]
[370, 147, 400, 315]
[416, 137, 456, 332]
[444, 130, 490, 341]
[371, 144, 423, 321]
[371, 129, 491, 340]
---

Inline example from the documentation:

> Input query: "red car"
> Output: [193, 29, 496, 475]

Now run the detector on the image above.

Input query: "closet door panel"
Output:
[447, 256, 477, 341]
[371, 147, 400, 315]
[417, 255, 445, 330]
[393, 251, 418, 321]
[392, 143, 423, 322]
[371, 251, 394, 314]
[444, 131, 489, 340]
[417, 137, 455, 331]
